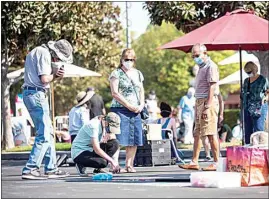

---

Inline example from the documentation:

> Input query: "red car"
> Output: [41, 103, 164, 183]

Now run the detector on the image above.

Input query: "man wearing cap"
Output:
[71, 112, 121, 176]
[21, 39, 73, 180]
[69, 91, 94, 142]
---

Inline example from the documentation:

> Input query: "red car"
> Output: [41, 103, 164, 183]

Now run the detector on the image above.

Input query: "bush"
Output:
[224, 109, 240, 129]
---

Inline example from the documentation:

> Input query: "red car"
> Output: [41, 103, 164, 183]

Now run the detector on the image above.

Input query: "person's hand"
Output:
[55, 66, 65, 79]
[128, 104, 139, 113]
[138, 104, 144, 112]
[218, 115, 224, 124]
[101, 133, 110, 143]
[202, 108, 208, 120]
[110, 160, 120, 173]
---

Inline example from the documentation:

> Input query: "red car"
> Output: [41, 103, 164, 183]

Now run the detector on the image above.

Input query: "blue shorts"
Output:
[110, 107, 143, 146]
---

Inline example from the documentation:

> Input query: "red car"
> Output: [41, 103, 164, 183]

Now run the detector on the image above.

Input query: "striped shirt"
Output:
[195, 57, 219, 99]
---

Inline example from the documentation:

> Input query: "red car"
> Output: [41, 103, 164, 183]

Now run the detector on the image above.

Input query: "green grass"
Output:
[3, 140, 242, 152]
[4, 143, 72, 152]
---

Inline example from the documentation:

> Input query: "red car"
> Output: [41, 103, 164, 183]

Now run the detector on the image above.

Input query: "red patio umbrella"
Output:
[159, 9, 269, 145]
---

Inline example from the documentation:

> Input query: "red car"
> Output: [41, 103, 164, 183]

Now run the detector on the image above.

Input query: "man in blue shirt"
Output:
[22, 39, 73, 180]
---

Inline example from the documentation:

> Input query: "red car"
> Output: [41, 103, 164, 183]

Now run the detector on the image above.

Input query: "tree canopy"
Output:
[144, 1, 269, 33]
[133, 23, 239, 107]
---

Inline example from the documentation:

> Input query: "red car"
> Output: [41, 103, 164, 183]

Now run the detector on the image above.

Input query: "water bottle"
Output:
[92, 173, 113, 181]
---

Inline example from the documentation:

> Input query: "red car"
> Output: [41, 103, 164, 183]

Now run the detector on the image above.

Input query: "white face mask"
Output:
[123, 61, 133, 70]
[248, 73, 254, 77]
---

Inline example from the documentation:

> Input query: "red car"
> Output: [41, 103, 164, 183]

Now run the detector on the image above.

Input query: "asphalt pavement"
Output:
[1, 160, 268, 198]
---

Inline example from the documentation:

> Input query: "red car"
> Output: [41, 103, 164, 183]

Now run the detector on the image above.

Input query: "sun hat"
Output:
[76, 91, 94, 107]
[47, 39, 73, 64]
[106, 112, 121, 134]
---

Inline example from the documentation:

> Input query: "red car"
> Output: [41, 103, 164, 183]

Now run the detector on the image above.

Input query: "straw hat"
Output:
[76, 91, 94, 107]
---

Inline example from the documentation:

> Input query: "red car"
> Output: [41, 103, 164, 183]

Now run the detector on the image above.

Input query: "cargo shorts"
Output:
[193, 96, 219, 137]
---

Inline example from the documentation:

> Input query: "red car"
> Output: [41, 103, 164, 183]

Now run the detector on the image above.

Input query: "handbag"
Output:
[227, 146, 269, 186]
[247, 78, 262, 118]
[120, 68, 149, 120]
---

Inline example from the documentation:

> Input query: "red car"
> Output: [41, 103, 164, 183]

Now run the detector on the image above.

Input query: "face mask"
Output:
[193, 56, 204, 66]
[123, 61, 133, 70]
[149, 94, 156, 100]
[187, 93, 194, 98]
[248, 73, 254, 77]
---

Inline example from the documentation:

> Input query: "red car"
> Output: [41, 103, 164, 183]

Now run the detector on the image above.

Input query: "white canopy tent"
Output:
[7, 62, 102, 79]
[218, 51, 260, 85]
[7, 63, 102, 133]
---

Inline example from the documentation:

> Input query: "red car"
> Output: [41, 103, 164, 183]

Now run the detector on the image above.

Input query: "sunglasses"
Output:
[246, 71, 252, 74]
[124, 59, 135, 62]
[192, 54, 201, 59]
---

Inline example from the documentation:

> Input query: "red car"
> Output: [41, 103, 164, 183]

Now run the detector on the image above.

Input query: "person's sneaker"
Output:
[22, 169, 48, 180]
[76, 164, 88, 177]
[93, 168, 109, 175]
[204, 156, 213, 162]
[45, 169, 70, 179]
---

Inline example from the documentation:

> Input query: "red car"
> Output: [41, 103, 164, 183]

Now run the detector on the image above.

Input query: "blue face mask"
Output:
[194, 57, 204, 66]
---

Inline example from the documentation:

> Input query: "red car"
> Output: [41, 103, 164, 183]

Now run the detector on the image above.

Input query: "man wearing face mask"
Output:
[21, 39, 73, 180]
[179, 44, 220, 171]
[178, 87, 196, 144]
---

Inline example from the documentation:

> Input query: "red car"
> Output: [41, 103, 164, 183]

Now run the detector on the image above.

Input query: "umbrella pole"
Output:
[51, 82, 56, 143]
[239, 46, 245, 146]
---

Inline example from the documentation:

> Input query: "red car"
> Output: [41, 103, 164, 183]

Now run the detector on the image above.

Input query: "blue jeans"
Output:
[244, 103, 267, 144]
[22, 90, 57, 174]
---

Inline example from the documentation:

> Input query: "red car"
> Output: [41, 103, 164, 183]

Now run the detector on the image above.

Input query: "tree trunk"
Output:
[251, 51, 269, 79]
[1, 77, 14, 150]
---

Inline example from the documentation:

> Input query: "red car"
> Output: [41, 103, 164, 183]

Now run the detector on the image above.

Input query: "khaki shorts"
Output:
[193, 96, 219, 137]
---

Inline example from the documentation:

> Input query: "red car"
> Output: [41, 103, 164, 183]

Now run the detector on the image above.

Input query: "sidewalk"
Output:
[1, 149, 227, 161]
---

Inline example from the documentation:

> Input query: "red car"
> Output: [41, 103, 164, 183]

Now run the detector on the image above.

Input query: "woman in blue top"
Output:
[109, 48, 145, 173]
[242, 61, 269, 144]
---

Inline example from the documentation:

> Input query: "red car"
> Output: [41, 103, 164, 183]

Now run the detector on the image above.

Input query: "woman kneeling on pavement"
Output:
[71, 112, 121, 176]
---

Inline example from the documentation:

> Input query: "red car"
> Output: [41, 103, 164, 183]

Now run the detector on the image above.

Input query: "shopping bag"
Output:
[226, 146, 269, 187]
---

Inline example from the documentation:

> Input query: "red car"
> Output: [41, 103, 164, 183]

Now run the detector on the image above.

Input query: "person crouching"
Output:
[71, 112, 121, 176]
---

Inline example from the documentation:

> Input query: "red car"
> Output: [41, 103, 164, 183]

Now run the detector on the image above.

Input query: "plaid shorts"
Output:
[193, 96, 219, 137]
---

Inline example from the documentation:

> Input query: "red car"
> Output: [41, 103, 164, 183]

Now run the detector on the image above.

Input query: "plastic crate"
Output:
[134, 139, 171, 167]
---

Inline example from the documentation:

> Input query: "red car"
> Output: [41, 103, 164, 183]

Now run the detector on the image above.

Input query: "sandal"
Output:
[125, 166, 136, 173]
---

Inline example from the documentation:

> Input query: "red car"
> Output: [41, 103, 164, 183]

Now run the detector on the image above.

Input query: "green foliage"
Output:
[144, 2, 269, 33]
[224, 109, 240, 128]
[133, 23, 240, 107]
[2, 1, 124, 116]
[133, 23, 191, 107]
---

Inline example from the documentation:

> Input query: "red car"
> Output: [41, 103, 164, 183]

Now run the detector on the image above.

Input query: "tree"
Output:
[132, 23, 238, 107]
[1, 1, 123, 149]
[144, 1, 269, 78]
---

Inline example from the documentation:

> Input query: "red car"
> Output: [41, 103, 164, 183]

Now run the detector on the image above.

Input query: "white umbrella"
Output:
[218, 70, 249, 85]
[218, 51, 260, 85]
[7, 63, 102, 79]
[218, 50, 259, 66]
[7, 63, 102, 135]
